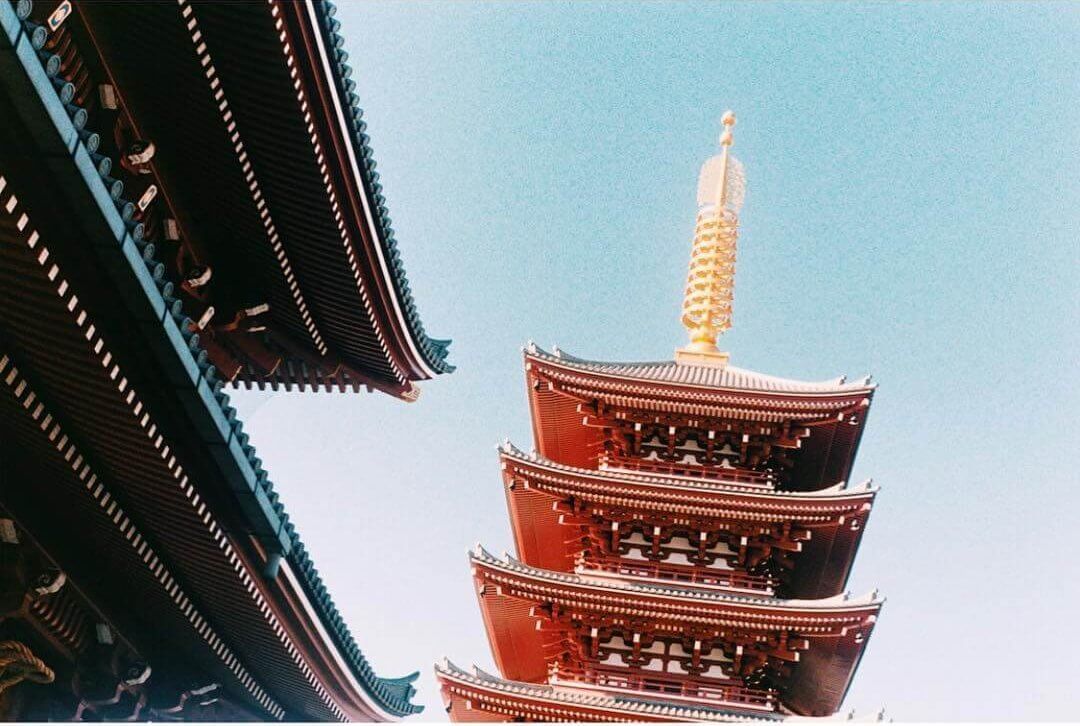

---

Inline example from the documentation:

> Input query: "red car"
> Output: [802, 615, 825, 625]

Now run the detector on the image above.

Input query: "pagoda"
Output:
[437, 113, 883, 722]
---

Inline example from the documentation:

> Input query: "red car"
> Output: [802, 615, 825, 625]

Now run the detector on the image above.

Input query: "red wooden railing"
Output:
[551, 663, 777, 712]
[600, 455, 775, 487]
[584, 556, 776, 594]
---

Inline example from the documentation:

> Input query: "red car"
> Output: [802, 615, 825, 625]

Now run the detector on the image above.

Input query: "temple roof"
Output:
[0, 2, 422, 716]
[471, 546, 882, 611]
[435, 659, 784, 723]
[526, 343, 873, 396]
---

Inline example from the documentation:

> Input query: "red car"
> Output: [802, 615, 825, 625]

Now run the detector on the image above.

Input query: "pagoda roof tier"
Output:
[528, 344, 874, 395]
[524, 344, 873, 490]
[434, 659, 785, 723]
[469, 547, 880, 717]
[71, 0, 452, 398]
[499, 443, 876, 598]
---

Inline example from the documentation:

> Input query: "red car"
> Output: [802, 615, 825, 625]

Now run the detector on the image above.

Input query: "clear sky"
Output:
[233, 2, 1079, 720]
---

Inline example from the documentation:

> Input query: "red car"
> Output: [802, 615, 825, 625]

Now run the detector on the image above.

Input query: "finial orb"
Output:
[721, 110, 736, 126]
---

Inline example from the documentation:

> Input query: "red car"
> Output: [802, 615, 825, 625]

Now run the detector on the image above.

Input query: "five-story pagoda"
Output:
[436, 113, 884, 722]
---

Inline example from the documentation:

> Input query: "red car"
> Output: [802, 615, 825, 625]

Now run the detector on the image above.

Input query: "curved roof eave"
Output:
[434, 659, 786, 723]
[525, 342, 873, 397]
[470, 545, 884, 612]
[304, 0, 453, 377]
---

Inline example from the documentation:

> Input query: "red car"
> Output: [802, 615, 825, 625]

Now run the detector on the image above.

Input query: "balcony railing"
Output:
[583, 557, 776, 595]
[600, 454, 776, 488]
[551, 663, 777, 712]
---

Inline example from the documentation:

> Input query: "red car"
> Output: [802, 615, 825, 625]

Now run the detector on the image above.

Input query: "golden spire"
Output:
[676, 111, 745, 367]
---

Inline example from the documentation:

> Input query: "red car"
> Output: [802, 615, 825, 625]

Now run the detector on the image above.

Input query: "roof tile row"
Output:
[316, 0, 452, 375]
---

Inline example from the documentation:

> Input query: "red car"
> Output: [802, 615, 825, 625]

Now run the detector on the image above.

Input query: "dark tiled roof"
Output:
[314, 0, 453, 375]
[6, 1, 421, 716]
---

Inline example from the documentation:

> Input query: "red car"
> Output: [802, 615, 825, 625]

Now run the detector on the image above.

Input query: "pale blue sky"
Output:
[235, 2, 1079, 720]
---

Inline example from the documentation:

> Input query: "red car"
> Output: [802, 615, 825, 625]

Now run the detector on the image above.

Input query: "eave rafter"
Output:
[0, 168, 337, 719]
[470, 547, 879, 717]
[3, 0, 430, 717]
[0, 362, 278, 719]
[175, 0, 328, 359]
[525, 346, 872, 489]
[273, 0, 418, 384]
[170, 0, 450, 392]
[263, 0, 407, 385]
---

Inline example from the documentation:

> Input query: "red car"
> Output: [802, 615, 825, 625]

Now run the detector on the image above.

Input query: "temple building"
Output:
[1, 0, 449, 720]
[437, 113, 883, 722]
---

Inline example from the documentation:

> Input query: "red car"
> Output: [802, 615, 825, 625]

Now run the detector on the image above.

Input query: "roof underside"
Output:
[79, 0, 451, 397]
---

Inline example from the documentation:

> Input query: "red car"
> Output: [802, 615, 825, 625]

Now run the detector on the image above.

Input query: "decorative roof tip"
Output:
[402, 381, 422, 402]
[498, 440, 524, 457]
[677, 111, 744, 369]
[382, 671, 420, 685]
[837, 589, 884, 607]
